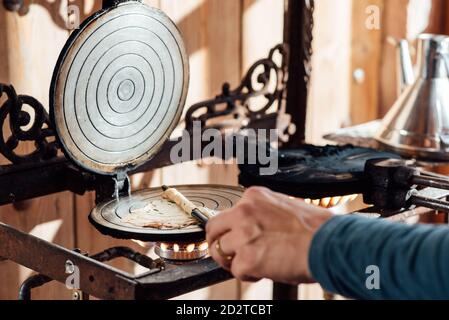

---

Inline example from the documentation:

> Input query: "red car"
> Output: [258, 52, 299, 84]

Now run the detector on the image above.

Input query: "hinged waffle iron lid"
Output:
[50, 1, 244, 242]
[51, 1, 188, 176]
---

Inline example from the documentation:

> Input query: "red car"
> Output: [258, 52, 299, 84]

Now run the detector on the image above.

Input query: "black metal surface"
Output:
[272, 283, 298, 300]
[135, 258, 231, 300]
[0, 222, 138, 299]
[283, 0, 314, 147]
[363, 158, 449, 212]
[0, 84, 58, 165]
[363, 158, 412, 209]
[90, 246, 164, 270]
[356, 187, 449, 218]
[0, 158, 96, 206]
[412, 175, 449, 190]
[102, 0, 138, 9]
[411, 195, 449, 213]
[0, 222, 231, 300]
[18, 274, 53, 300]
[239, 145, 400, 199]
[191, 208, 209, 228]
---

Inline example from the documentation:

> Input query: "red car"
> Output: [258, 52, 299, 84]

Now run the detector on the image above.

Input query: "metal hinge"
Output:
[113, 172, 131, 202]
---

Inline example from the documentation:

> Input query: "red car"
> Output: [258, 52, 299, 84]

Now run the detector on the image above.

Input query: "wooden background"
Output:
[1, 0, 449, 300]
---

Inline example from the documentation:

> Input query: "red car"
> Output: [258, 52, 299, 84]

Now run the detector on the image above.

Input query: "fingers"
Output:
[206, 201, 257, 245]
[229, 233, 311, 284]
[209, 224, 262, 268]
[220, 224, 262, 255]
[206, 187, 282, 242]
[230, 236, 267, 282]
[206, 186, 311, 248]
[205, 209, 233, 245]
[209, 231, 267, 281]
[205, 186, 328, 284]
[209, 240, 231, 270]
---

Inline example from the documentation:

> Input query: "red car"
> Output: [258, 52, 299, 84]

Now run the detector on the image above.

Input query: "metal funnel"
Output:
[376, 34, 449, 161]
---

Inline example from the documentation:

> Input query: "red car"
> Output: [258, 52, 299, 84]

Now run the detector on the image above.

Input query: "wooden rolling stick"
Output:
[162, 185, 211, 228]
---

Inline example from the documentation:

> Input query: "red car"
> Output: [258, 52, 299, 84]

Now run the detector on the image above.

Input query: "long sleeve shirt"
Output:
[308, 215, 449, 299]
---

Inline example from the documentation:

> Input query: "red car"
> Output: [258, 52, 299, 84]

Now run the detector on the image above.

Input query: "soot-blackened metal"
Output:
[0, 84, 58, 165]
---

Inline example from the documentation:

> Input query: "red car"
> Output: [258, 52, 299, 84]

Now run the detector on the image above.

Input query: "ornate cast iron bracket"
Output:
[185, 44, 289, 132]
[0, 84, 58, 165]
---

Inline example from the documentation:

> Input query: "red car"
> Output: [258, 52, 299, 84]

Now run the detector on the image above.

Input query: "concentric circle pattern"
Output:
[90, 185, 244, 241]
[53, 2, 188, 174]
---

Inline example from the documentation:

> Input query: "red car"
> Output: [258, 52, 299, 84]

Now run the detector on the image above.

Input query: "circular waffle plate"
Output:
[51, 1, 189, 175]
[89, 185, 244, 242]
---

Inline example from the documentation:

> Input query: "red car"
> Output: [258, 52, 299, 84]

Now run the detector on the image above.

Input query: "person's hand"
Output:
[206, 187, 333, 285]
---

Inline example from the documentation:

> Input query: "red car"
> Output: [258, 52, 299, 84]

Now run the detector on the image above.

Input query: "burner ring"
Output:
[154, 241, 209, 261]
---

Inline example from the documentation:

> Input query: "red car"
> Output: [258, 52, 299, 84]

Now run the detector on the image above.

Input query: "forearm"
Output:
[309, 215, 449, 299]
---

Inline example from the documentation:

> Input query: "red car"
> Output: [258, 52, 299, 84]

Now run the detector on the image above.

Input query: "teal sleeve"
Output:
[308, 215, 449, 300]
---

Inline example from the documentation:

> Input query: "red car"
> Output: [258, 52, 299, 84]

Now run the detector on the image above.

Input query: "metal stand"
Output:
[273, 283, 298, 300]
[283, 0, 314, 147]
[269, 0, 315, 300]
[18, 274, 53, 300]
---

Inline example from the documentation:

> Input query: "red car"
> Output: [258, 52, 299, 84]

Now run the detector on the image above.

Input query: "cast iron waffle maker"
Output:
[239, 144, 401, 200]
[50, 1, 243, 247]
[238, 141, 449, 220]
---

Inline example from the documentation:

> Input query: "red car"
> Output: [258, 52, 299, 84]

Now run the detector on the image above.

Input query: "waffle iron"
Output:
[50, 0, 243, 242]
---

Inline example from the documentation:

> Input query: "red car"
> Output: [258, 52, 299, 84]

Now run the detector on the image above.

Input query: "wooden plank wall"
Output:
[350, 0, 383, 125]
[349, 0, 446, 123]
[306, 0, 352, 144]
[377, 0, 409, 117]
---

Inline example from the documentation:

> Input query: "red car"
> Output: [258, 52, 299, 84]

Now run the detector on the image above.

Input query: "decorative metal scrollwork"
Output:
[0, 84, 58, 165]
[185, 44, 289, 131]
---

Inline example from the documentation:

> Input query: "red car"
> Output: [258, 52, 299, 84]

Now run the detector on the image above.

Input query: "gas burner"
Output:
[155, 240, 209, 261]
[303, 194, 359, 208]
